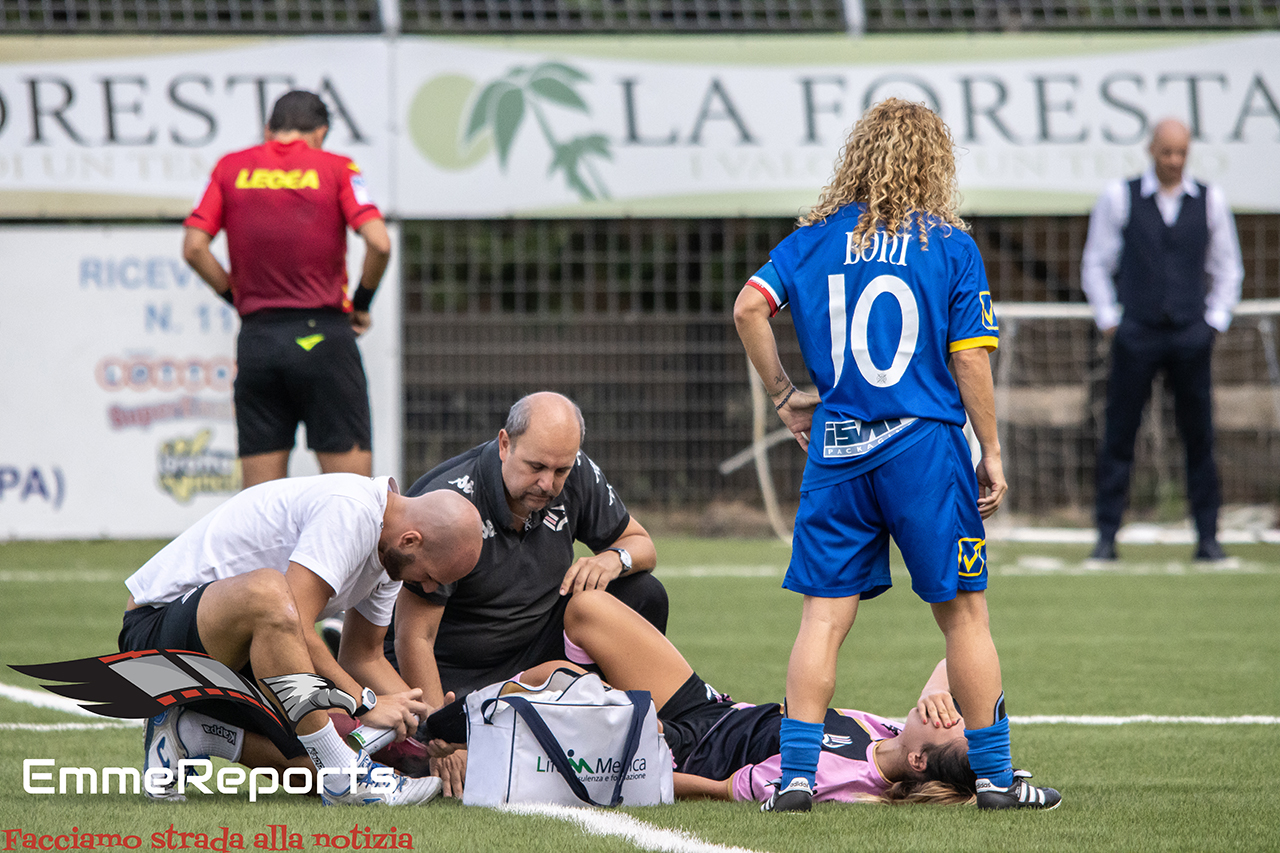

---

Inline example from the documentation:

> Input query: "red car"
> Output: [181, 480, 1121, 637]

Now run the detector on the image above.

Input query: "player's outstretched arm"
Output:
[674, 773, 733, 800]
[951, 346, 1007, 518]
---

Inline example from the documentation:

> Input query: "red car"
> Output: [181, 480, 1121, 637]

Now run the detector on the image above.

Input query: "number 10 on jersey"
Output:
[827, 273, 920, 388]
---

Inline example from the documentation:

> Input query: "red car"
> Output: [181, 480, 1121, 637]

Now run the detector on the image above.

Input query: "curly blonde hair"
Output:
[799, 98, 966, 251]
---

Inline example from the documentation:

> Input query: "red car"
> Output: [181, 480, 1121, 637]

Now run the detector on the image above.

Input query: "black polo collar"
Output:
[474, 438, 552, 533]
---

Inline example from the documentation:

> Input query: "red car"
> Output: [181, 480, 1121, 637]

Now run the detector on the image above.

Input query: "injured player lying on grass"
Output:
[339, 589, 1057, 807]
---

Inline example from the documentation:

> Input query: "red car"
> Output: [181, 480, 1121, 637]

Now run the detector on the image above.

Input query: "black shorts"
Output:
[659, 674, 781, 778]
[234, 309, 371, 457]
[118, 585, 208, 655]
[118, 584, 305, 760]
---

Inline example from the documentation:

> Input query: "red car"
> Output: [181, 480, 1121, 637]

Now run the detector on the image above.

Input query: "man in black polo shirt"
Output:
[1081, 118, 1243, 562]
[389, 392, 665, 790]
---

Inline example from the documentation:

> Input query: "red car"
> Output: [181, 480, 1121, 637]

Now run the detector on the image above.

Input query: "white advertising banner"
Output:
[0, 33, 1276, 217]
[0, 225, 402, 539]
[395, 32, 1280, 216]
[0, 37, 390, 217]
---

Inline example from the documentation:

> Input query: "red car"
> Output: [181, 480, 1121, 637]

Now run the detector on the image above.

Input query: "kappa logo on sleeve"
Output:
[957, 538, 987, 578]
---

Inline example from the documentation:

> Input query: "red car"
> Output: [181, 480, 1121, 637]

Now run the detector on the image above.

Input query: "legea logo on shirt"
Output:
[235, 168, 321, 190]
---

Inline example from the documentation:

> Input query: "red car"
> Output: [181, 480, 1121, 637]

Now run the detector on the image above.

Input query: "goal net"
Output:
[991, 298, 1280, 523]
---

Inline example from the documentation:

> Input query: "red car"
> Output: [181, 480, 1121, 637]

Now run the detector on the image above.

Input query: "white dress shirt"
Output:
[1080, 167, 1244, 332]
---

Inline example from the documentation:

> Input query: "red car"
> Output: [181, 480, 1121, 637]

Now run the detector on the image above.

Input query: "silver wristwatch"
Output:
[353, 686, 377, 717]
[606, 547, 632, 576]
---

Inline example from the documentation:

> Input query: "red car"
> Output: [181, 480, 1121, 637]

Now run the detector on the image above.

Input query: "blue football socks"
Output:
[779, 717, 824, 789]
[964, 693, 1013, 788]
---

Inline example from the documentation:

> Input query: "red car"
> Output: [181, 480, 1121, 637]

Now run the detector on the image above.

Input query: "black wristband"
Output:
[352, 284, 376, 313]
[219, 289, 234, 306]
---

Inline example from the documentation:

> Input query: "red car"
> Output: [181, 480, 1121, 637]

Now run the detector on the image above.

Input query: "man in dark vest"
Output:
[1081, 118, 1243, 562]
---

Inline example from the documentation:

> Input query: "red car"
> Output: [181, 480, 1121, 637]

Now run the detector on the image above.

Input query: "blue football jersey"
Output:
[749, 203, 998, 490]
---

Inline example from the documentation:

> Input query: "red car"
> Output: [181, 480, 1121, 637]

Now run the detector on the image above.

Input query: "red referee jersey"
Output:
[185, 138, 382, 316]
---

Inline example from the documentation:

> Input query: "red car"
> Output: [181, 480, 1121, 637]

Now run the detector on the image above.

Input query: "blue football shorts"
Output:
[784, 421, 989, 603]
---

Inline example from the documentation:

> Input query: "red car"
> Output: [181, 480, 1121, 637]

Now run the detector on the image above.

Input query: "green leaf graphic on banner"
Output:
[549, 134, 612, 201]
[530, 77, 588, 112]
[533, 62, 589, 83]
[463, 60, 611, 201]
[493, 87, 526, 169]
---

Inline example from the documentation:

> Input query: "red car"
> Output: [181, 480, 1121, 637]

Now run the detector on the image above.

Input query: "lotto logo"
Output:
[957, 538, 986, 578]
[96, 356, 234, 393]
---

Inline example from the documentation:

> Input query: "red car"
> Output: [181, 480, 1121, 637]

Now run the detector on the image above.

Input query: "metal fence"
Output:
[0, 0, 382, 31]
[401, 215, 1280, 514]
[7, 0, 1275, 32]
[863, 0, 1280, 30]
[399, 0, 846, 31]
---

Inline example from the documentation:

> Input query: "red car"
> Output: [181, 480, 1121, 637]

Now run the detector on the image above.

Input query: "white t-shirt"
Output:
[126, 474, 401, 626]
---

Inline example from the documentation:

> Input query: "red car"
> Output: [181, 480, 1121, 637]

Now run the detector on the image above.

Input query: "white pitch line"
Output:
[660, 565, 782, 578]
[0, 682, 103, 718]
[0, 721, 141, 731]
[1012, 715, 1280, 725]
[501, 803, 766, 853]
[0, 570, 123, 583]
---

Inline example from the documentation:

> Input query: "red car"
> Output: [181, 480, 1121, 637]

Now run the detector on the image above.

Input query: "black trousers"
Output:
[1095, 319, 1222, 543]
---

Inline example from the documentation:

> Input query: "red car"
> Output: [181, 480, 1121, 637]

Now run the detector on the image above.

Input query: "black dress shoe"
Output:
[1194, 540, 1228, 562]
[1089, 539, 1117, 560]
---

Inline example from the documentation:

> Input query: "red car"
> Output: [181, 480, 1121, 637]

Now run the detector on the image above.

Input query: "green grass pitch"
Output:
[1, 537, 1278, 852]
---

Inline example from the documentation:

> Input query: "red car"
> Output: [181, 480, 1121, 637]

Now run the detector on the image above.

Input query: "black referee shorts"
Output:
[234, 309, 372, 458]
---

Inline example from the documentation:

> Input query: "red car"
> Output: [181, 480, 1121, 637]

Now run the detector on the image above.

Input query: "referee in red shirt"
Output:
[182, 90, 390, 488]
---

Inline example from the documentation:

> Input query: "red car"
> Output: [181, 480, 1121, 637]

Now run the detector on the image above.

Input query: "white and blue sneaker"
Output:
[320, 751, 443, 806]
[761, 776, 813, 813]
[143, 708, 193, 802]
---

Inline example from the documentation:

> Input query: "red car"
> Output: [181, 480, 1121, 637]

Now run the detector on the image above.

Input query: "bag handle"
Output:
[482, 689, 650, 807]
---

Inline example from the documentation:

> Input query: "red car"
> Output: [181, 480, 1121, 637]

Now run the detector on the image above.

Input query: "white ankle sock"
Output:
[176, 710, 244, 762]
[296, 720, 357, 770]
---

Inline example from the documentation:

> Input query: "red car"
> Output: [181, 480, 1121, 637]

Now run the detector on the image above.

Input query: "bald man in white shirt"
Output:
[119, 473, 482, 805]
[1081, 118, 1244, 563]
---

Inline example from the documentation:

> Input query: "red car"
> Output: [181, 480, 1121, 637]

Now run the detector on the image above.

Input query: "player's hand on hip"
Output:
[974, 454, 1007, 519]
[560, 553, 622, 596]
[362, 688, 428, 739]
[351, 310, 373, 335]
[777, 389, 820, 452]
